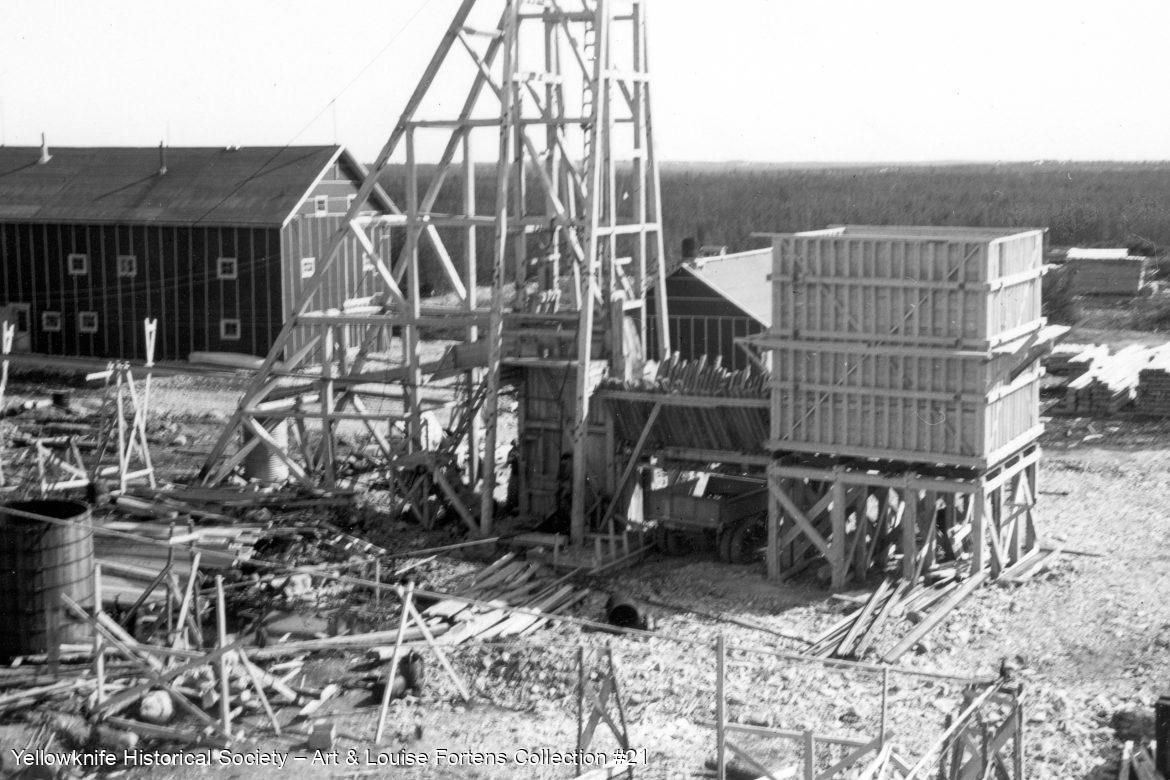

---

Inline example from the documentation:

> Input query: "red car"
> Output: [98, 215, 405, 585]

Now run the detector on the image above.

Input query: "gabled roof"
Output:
[674, 247, 773, 327]
[0, 144, 392, 227]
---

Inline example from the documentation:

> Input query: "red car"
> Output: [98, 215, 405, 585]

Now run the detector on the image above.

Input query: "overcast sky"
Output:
[0, 0, 1164, 162]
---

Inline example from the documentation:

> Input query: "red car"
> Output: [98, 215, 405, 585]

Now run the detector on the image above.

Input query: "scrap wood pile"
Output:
[603, 354, 770, 454]
[807, 548, 1059, 663]
[0, 583, 362, 752]
[416, 552, 591, 644]
[92, 484, 363, 611]
[0, 548, 593, 755]
[1055, 344, 1170, 416]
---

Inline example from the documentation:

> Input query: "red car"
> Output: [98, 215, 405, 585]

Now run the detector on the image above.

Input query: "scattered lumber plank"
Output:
[881, 570, 990, 663]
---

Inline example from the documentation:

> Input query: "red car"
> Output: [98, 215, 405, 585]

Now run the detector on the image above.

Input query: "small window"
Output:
[78, 312, 98, 334]
[314, 195, 329, 216]
[217, 257, 238, 280]
[117, 254, 137, 278]
[41, 311, 62, 332]
[68, 253, 88, 276]
[346, 194, 357, 212]
[300, 256, 316, 279]
[220, 318, 241, 341]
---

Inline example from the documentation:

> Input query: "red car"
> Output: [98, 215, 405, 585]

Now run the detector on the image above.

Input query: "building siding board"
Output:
[646, 273, 765, 370]
[280, 213, 383, 360]
[0, 221, 282, 360]
[0, 146, 387, 363]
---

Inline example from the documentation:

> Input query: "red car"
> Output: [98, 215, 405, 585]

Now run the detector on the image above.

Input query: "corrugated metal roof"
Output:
[1066, 247, 1137, 260]
[678, 247, 773, 326]
[0, 145, 379, 226]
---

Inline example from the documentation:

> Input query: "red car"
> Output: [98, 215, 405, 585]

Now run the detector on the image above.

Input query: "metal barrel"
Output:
[0, 499, 95, 660]
[241, 417, 290, 483]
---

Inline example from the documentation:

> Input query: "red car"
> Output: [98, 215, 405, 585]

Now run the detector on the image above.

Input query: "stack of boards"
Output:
[1048, 343, 1170, 416]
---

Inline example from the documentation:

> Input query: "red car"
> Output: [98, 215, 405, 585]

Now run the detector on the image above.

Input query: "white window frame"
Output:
[78, 311, 99, 334]
[300, 256, 316, 279]
[346, 194, 357, 212]
[41, 311, 62, 332]
[314, 195, 329, 216]
[67, 253, 88, 276]
[117, 254, 137, 278]
[220, 318, 241, 341]
[217, 257, 238, 280]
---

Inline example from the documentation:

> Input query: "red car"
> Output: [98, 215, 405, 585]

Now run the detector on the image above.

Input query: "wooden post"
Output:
[1014, 686, 1027, 780]
[880, 667, 889, 750]
[1154, 695, 1170, 777]
[716, 635, 726, 780]
[215, 576, 231, 736]
[901, 486, 918, 581]
[830, 477, 847, 590]
[374, 558, 381, 609]
[972, 485, 987, 574]
[165, 542, 175, 637]
[576, 645, 586, 775]
[766, 470, 780, 580]
[939, 713, 954, 780]
[321, 326, 336, 487]
[93, 564, 105, 703]
[374, 581, 415, 743]
[803, 728, 815, 779]
[115, 368, 129, 492]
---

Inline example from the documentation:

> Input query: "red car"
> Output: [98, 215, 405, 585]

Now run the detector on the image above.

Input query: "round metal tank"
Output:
[241, 418, 290, 483]
[0, 500, 95, 660]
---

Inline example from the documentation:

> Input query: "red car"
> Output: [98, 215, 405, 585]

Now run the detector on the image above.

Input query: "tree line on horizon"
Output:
[377, 161, 1170, 292]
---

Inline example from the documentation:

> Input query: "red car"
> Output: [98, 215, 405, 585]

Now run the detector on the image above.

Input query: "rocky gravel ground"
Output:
[1, 368, 1168, 777]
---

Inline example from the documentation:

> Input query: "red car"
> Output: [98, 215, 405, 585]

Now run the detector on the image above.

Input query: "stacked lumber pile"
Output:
[602, 354, 770, 455]
[1067, 253, 1148, 296]
[1058, 345, 1164, 415]
[1136, 348, 1170, 417]
[1044, 343, 1108, 377]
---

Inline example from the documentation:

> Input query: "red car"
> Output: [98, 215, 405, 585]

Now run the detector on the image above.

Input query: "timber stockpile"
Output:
[1064, 247, 1150, 297]
[600, 354, 770, 459]
[1043, 342, 1170, 417]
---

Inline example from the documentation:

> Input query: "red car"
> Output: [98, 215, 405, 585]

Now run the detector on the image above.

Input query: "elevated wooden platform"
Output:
[766, 445, 1040, 590]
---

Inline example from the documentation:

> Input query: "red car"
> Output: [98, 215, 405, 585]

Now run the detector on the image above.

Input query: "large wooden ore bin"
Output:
[761, 225, 1049, 470]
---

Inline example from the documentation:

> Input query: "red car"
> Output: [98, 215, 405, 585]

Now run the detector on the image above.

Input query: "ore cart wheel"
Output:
[727, 517, 767, 565]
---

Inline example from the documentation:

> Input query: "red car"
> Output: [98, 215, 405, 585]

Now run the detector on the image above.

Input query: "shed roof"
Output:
[1066, 247, 1141, 261]
[676, 247, 773, 327]
[0, 144, 390, 227]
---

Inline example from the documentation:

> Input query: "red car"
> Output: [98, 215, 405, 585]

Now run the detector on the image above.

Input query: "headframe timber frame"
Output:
[199, 0, 669, 543]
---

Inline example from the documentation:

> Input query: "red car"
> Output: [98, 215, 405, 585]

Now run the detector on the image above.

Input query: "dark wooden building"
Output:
[0, 144, 392, 361]
[646, 248, 771, 370]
